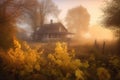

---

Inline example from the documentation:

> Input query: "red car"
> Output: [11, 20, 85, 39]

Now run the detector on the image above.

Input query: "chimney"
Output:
[50, 19, 53, 24]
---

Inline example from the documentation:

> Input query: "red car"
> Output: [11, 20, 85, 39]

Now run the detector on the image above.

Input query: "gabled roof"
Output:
[37, 22, 69, 34]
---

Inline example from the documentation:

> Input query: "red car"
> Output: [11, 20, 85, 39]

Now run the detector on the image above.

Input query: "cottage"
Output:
[33, 20, 73, 42]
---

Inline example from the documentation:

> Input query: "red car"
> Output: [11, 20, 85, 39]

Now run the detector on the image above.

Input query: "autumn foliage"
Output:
[0, 40, 120, 80]
[0, 0, 120, 80]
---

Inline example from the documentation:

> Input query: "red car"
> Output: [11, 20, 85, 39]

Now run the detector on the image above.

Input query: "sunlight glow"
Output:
[83, 32, 91, 39]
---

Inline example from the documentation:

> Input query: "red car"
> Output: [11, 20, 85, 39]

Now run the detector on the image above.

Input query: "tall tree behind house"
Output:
[25, 0, 60, 41]
[21, 0, 60, 32]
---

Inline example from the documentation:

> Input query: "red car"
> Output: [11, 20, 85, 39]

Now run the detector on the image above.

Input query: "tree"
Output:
[103, 0, 120, 54]
[0, 0, 46, 50]
[103, 0, 120, 37]
[19, 0, 39, 31]
[21, 0, 59, 32]
[38, 0, 59, 26]
[0, 0, 23, 50]
[66, 5, 90, 40]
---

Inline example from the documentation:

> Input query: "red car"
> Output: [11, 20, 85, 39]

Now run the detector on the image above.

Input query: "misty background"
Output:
[17, 0, 114, 43]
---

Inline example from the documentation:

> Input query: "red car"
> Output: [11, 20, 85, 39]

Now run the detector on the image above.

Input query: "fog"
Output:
[65, 5, 114, 44]
[16, 4, 114, 44]
[66, 5, 90, 40]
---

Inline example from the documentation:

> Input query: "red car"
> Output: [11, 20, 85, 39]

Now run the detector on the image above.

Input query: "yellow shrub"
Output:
[48, 42, 84, 79]
[7, 39, 41, 75]
[97, 67, 111, 80]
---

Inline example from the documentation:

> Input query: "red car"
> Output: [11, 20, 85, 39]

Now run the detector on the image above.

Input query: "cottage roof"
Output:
[37, 22, 71, 34]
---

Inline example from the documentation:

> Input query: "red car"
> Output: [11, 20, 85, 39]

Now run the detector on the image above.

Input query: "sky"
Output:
[53, 0, 105, 25]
